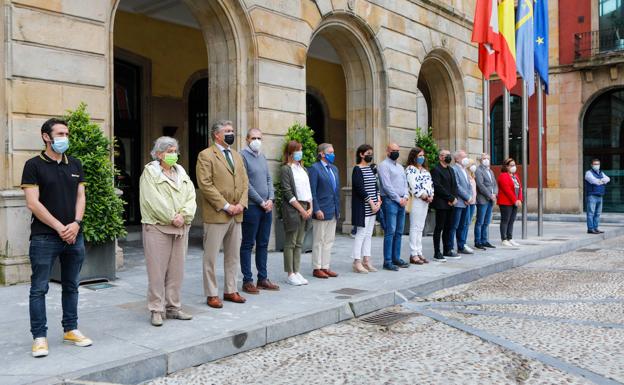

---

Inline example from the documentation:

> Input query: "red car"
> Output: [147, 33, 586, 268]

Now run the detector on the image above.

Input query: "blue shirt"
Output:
[378, 157, 408, 204]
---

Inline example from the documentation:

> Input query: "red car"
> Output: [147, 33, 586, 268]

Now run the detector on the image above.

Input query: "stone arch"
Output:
[307, 12, 387, 180]
[417, 48, 466, 151]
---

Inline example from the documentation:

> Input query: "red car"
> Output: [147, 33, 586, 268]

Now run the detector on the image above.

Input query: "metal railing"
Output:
[575, 27, 624, 60]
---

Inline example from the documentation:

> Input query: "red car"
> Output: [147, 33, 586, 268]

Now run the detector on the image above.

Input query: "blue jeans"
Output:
[448, 206, 467, 251]
[586, 195, 603, 231]
[461, 204, 476, 246]
[475, 202, 493, 245]
[382, 200, 405, 265]
[240, 205, 272, 283]
[29, 233, 85, 338]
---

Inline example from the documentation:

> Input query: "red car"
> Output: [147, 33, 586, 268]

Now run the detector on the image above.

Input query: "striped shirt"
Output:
[360, 166, 379, 216]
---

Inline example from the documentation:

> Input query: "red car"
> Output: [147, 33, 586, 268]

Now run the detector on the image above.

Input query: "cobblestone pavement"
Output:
[146, 236, 624, 385]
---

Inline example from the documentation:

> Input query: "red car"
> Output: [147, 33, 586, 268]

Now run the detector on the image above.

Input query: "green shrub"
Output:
[65, 103, 127, 244]
[415, 127, 440, 169]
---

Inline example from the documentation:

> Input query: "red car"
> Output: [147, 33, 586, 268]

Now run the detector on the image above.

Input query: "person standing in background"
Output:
[430, 150, 457, 263]
[405, 147, 433, 265]
[584, 158, 610, 234]
[497, 158, 522, 247]
[474, 153, 497, 249]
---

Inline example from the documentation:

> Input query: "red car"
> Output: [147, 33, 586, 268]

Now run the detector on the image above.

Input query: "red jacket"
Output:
[497, 172, 523, 206]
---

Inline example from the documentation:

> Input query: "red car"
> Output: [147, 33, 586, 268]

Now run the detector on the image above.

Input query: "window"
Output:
[490, 95, 528, 165]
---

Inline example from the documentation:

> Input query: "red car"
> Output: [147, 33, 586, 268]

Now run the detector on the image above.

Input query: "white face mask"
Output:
[592, 164, 600, 171]
[469, 165, 477, 173]
[509, 166, 517, 174]
[249, 139, 262, 152]
[482, 159, 490, 168]
[461, 158, 470, 167]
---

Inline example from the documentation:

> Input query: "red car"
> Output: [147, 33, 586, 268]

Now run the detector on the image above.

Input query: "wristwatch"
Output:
[75, 219, 83, 227]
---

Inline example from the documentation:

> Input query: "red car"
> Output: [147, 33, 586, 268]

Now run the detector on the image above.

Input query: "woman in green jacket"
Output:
[139, 136, 197, 326]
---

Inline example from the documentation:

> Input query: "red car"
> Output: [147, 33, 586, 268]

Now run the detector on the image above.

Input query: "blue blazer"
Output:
[452, 163, 472, 208]
[308, 161, 340, 220]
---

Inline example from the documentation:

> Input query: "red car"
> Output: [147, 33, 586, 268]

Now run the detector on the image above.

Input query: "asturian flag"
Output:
[534, 0, 549, 93]
[516, 0, 535, 96]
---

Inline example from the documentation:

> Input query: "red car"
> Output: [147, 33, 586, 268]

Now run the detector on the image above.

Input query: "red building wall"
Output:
[558, 0, 591, 65]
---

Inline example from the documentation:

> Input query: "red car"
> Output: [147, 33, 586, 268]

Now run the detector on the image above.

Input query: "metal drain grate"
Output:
[331, 288, 368, 296]
[577, 248, 600, 253]
[360, 310, 413, 326]
[83, 283, 115, 291]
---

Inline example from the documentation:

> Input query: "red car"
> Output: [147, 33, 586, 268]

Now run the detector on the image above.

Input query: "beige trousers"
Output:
[143, 224, 189, 313]
[311, 218, 337, 269]
[202, 220, 241, 297]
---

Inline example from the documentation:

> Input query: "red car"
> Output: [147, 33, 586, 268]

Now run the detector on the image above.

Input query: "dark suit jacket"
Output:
[431, 163, 457, 210]
[308, 161, 340, 220]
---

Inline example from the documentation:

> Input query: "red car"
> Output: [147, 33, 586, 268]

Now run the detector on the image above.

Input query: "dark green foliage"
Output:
[65, 103, 127, 244]
[415, 127, 440, 169]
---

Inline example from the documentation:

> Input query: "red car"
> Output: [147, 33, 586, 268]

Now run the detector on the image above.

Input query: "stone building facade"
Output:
[0, 0, 484, 284]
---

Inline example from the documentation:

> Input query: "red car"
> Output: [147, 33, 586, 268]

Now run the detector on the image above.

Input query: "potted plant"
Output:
[273, 122, 317, 252]
[51, 103, 127, 283]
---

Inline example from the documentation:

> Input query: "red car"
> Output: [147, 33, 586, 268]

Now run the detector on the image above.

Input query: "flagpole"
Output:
[521, 80, 528, 240]
[483, 77, 489, 153]
[537, 76, 544, 236]
[503, 88, 510, 160]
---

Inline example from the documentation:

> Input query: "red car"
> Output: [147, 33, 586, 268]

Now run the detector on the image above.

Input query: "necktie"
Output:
[224, 149, 234, 172]
[326, 164, 336, 191]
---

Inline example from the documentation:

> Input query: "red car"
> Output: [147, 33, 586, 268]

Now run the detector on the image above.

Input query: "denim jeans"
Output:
[475, 202, 493, 245]
[586, 195, 603, 231]
[240, 205, 272, 283]
[382, 199, 405, 265]
[448, 206, 467, 251]
[29, 233, 85, 338]
[461, 204, 476, 247]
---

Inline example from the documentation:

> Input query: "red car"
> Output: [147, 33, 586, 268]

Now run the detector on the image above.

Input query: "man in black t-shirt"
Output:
[430, 149, 458, 262]
[21, 118, 93, 358]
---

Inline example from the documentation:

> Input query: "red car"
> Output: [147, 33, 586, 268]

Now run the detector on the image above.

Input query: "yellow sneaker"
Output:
[63, 329, 92, 347]
[32, 337, 48, 358]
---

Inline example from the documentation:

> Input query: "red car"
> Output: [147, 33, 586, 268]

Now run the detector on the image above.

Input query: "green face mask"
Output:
[163, 153, 178, 166]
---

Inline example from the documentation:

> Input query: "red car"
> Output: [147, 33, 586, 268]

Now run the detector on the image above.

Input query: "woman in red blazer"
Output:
[497, 158, 523, 247]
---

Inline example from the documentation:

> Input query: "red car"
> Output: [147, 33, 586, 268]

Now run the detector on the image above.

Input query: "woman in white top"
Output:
[462, 158, 478, 249]
[280, 140, 313, 286]
[405, 147, 433, 264]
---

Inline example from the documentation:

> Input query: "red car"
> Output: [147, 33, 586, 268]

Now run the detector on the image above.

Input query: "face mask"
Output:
[444, 155, 452, 164]
[509, 166, 517, 174]
[249, 139, 262, 152]
[592, 164, 600, 171]
[482, 159, 490, 168]
[363, 155, 373, 163]
[163, 153, 178, 166]
[51, 136, 69, 154]
[224, 133, 235, 146]
[470, 165, 477, 173]
[416, 156, 425, 165]
[461, 158, 470, 167]
[293, 151, 303, 162]
[325, 153, 335, 164]
[389, 151, 400, 161]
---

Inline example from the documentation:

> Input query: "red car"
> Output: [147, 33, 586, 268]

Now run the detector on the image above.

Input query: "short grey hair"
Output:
[211, 119, 233, 140]
[317, 143, 333, 160]
[246, 128, 262, 139]
[478, 153, 490, 161]
[453, 150, 465, 161]
[150, 136, 178, 160]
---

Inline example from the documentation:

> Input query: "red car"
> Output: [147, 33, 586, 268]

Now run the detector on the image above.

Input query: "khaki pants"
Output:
[312, 218, 337, 269]
[202, 220, 241, 297]
[283, 221, 306, 273]
[143, 224, 189, 313]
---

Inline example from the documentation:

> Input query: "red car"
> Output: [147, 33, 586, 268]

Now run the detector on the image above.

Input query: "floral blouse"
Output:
[406, 165, 434, 199]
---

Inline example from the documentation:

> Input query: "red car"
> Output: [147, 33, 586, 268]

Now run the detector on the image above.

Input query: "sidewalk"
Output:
[1, 221, 622, 385]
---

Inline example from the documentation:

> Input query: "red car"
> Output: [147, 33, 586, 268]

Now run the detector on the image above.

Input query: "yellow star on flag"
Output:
[536, 36, 544, 45]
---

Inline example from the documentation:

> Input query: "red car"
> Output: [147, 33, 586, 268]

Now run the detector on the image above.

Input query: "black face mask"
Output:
[444, 155, 452, 164]
[389, 151, 400, 161]
[364, 155, 373, 163]
[224, 133, 235, 145]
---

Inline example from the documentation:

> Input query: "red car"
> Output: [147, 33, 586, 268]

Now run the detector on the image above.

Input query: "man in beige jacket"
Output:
[196, 120, 249, 308]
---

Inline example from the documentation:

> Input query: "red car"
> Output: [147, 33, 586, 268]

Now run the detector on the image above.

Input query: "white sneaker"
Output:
[295, 272, 309, 285]
[501, 240, 513, 247]
[463, 245, 474, 253]
[287, 274, 302, 286]
[509, 239, 521, 247]
[32, 337, 48, 358]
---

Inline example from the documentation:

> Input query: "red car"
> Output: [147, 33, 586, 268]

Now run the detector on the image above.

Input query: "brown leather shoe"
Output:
[410, 256, 424, 265]
[223, 292, 246, 303]
[207, 296, 223, 309]
[242, 282, 260, 295]
[257, 279, 280, 291]
[313, 269, 329, 279]
[322, 269, 338, 277]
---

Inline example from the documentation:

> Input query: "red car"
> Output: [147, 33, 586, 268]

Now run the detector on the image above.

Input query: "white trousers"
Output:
[312, 218, 337, 269]
[351, 215, 376, 260]
[409, 198, 429, 256]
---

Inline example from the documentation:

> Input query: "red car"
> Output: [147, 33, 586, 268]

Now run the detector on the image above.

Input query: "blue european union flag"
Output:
[516, 0, 535, 96]
[534, 0, 549, 93]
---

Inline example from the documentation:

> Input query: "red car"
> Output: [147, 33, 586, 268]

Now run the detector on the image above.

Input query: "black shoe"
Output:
[597, 229, 604, 233]
[587, 229, 600, 234]
[433, 253, 447, 263]
[393, 259, 409, 268]
[444, 251, 461, 259]
[458, 248, 474, 255]
[474, 244, 487, 250]
[383, 263, 399, 271]
[483, 242, 496, 248]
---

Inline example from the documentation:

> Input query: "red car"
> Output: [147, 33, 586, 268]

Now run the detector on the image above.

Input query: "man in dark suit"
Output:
[308, 143, 340, 279]
[430, 149, 457, 262]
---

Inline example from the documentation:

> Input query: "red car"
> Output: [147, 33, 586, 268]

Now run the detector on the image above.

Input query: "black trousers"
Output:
[433, 208, 453, 254]
[499, 205, 517, 241]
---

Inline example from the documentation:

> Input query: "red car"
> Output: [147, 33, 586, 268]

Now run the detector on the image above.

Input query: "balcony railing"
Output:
[575, 28, 624, 60]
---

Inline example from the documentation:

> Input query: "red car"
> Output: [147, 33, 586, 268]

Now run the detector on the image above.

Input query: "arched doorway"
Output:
[490, 94, 525, 165]
[417, 50, 466, 151]
[187, 77, 209, 185]
[582, 88, 624, 212]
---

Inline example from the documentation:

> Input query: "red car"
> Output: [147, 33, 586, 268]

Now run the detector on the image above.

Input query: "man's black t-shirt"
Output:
[21, 151, 85, 236]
